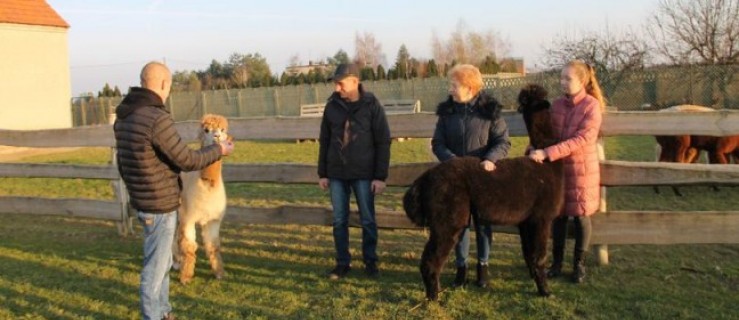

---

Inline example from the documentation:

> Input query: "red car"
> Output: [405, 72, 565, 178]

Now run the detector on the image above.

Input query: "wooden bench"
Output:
[299, 99, 421, 118]
[299, 103, 326, 118]
[382, 99, 421, 115]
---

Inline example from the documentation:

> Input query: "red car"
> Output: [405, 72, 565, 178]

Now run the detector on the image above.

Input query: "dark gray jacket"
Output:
[114, 87, 221, 213]
[318, 84, 392, 181]
[432, 91, 511, 162]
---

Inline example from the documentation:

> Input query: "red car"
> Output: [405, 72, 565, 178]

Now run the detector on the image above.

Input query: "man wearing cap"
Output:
[318, 63, 392, 279]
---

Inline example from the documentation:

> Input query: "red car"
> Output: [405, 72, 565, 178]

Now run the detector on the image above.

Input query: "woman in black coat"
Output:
[431, 64, 511, 288]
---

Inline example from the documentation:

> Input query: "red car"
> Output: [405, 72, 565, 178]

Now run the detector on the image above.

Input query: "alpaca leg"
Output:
[532, 219, 552, 297]
[178, 222, 198, 284]
[172, 224, 183, 270]
[518, 222, 534, 278]
[421, 228, 463, 301]
[201, 220, 225, 280]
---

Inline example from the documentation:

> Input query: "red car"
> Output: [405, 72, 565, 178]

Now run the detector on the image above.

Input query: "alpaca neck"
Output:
[200, 160, 222, 187]
[529, 114, 558, 150]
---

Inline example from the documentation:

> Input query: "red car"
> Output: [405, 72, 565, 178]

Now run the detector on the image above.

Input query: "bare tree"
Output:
[288, 54, 301, 67]
[541, 28, 650, 104]
[649, 0, 739, 65]
[431, 20, 511, 68]
[354, 31, 386, 69]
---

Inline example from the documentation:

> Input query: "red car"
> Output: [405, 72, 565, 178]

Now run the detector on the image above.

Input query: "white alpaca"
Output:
[173, 114, 229, 284]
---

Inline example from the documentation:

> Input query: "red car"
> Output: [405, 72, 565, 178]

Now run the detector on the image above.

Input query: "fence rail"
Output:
[1, 111, 738, 266]
[7, 111, 739, 147]
[70, 64, 739, 126]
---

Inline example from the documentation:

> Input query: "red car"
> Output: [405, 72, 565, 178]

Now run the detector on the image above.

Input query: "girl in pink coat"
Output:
[528, 60, 605, 283]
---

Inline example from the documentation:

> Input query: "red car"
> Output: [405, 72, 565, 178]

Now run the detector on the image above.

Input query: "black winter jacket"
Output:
[432, 91, 511, 162]
[318, 85, 392, 181]
[114, 87, 221, 213]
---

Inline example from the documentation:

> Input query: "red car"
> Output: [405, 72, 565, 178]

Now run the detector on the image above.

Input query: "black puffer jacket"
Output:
[432, 91, 511, 162]
[114, 87, 221, 213]
[318, 84, 392, 181]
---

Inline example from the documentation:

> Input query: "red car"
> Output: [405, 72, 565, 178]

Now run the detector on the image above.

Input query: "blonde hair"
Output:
[565, 60, 606, 112]
[447, 64, 483, 96]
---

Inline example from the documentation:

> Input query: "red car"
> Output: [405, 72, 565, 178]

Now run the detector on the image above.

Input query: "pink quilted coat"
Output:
[544, 90, 603, 217]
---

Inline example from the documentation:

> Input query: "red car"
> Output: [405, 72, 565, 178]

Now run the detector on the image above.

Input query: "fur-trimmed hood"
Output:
[435, 91, 503, 120]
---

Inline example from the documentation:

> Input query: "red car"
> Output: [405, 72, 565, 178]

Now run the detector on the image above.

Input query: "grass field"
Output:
[0, 137, 738, 319]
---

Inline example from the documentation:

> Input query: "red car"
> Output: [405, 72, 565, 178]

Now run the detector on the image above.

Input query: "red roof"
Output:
[0, 0, 69, 28]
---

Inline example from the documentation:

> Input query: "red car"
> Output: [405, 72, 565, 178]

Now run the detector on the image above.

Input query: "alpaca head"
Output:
[517, 84, 555, 149]
[199, 114, 229, 147]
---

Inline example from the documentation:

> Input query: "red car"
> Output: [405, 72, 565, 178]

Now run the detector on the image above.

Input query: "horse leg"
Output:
[178, 221, 198, 284]
[421, 227, 463, 301]
[201, 219, 225, 280]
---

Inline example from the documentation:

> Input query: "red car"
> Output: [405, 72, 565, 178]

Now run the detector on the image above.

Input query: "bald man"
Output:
[114, 62, 234, 320]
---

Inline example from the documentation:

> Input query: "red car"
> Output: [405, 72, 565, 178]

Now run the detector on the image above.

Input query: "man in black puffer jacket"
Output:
[114, 62, 234, 320]
[318, 64, 391, 280]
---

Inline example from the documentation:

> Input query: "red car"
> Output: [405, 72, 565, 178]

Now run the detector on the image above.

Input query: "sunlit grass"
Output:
[0, 214, 736, 319]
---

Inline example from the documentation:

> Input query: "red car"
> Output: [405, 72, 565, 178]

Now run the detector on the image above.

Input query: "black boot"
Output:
[547, 245, 564, 278]
[452, 265, 467, 288]
[475, 263, 489, 288]
[572, 250, 587, 283]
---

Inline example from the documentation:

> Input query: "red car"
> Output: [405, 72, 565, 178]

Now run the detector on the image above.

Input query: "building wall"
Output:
[0, 23, 71, 130]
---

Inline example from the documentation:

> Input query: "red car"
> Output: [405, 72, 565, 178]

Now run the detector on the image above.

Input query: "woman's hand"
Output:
[481, 160, 497, 171]
[528, 149, 547, 163]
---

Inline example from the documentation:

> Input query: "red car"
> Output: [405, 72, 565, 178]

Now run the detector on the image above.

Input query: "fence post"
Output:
[168, 94, 175, 121]
[201, 91, 208, 117]
[594, 138, 609, 265]
[237, 90, 244, 117]
[109, 113, 134, 236]
[81, 98, 88, 126]
[273, 89, 281, 116]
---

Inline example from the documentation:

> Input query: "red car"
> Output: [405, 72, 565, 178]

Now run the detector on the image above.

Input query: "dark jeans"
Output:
[329, 179, 378, 266]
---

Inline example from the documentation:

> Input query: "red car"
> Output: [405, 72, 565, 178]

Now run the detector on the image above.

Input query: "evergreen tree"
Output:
[478, 55, 500, 74]
[327, 49, 350, 65]
[427, 59, 439, 77]
[376, 64, 386, 80]
[280, 72, 290, 86]
[360, 67, 375, 81]
[394, 44, 411, 79]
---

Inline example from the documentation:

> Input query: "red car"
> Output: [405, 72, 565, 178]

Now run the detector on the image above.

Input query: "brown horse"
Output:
[403, 84, 563, 300]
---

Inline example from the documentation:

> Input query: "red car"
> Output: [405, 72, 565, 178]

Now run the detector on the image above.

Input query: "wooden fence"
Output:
[1, 111, 739, 265]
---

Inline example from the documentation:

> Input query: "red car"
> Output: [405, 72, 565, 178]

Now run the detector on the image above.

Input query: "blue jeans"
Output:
[455, 219, 493, 267]
[137, 211, 176, 320]
[329, 179, 378, 266]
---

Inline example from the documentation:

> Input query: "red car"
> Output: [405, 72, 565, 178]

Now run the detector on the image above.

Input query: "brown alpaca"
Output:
[404, 84, 564, 300]
[173, 114, 229, 284]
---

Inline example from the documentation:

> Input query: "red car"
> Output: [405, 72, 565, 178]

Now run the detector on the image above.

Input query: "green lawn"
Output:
[0, 137, 738, 319]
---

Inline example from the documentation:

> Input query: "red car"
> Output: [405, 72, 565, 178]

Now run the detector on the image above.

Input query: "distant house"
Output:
[0, 0, 71, 130]
[284, 61, 332, 76]
[499, 58, 526, 75]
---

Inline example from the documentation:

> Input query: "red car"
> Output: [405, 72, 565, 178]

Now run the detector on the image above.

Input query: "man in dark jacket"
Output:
[318, 64, 391, 280]
[114, 62, 234, 320]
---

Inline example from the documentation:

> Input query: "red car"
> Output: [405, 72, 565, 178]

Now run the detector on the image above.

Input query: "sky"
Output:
[47, 0, 658, 96]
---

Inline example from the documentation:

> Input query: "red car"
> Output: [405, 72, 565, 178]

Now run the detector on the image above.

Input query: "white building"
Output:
[0, 0, 71, 130]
